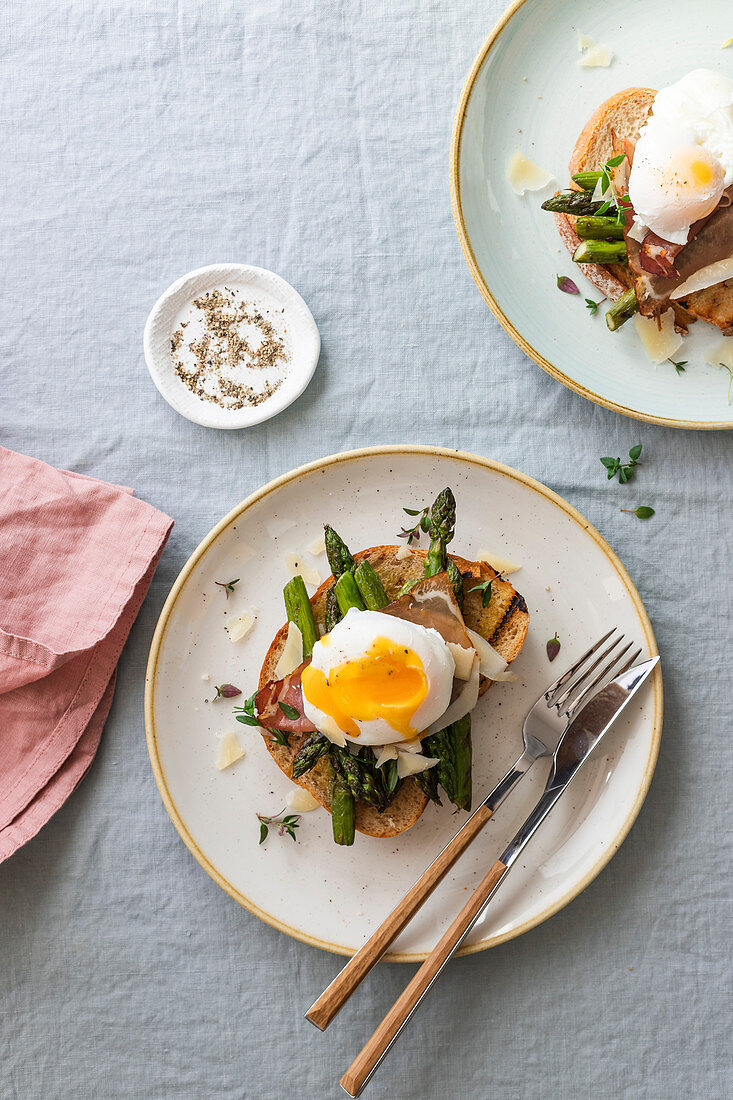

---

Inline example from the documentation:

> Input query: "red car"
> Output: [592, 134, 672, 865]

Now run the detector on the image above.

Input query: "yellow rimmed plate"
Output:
[145, 446, 662, 959]
[451, 0, 733, 429]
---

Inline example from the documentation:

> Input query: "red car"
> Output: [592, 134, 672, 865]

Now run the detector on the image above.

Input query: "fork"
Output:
[306, 627, 634, 1032]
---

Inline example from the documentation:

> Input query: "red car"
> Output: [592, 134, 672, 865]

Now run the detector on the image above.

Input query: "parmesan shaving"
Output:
[307, 531, 327, 556]
[476, 552, 521, 575]
[216, 732, 244, 771]
[286, 787, 320, 812]
[671, 255, 733, 299]
[375, 744, 399, 768]
[705, 337, 733, 369]
[225, 610, 256, 643]
[633, 310, 684, 363]
[447, 642, 476, 681]
[395, 544, 412, 561]
[284, 552, 321, 587]
[426, 657, 479, 735]
[396, 751, 438, 779]
[723, 37, 733, 49]
[577, 33, 613, 68]
[273, 621, 303, 678]
[627, 219, 648, 243]
[506, 152, 554, 195]
[465, 627, 509, 680]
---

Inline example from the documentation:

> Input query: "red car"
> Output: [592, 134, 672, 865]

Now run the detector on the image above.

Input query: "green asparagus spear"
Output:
[324, 525, 355, 578]
[354, 560, 389, 609]
[291, 733, 330, 779]
[574, 216, 625, 241]
[446, 558, 464, 611]
[324, 586, 341, 632]
[330, 745, 387, 811]
[425, 487, 456, 576]
[420, 488, 472, 811]
[423, 715, 472, 811]
[572, 240, 628, 265]
[334, 571, 366, 616]
[605, 287, 639, 331]
[283, 575, 318, 659]
[413, 760, 442, 805]
[541, 191, 612, 216]
[571, 170, 602, 191]
[330, 759, 355, 846]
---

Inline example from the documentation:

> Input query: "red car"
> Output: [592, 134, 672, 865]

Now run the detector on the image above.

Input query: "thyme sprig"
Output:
[468, 578, 494, 607]
[600, 444, 642, 484]
[215, 577, 239, 599]
[669, 359, 687, 375]
[398, 506, 430, 545]
[257, 809, 301, 845]
[585, 298, 602, 315]
[233, 690, 259, 726]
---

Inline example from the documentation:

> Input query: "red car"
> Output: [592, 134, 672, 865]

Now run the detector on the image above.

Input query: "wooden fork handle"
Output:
[340, 857, 508, 1097]
[305, 802, 494, 1031]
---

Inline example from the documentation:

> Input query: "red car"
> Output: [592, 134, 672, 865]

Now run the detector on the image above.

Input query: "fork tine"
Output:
[553, 632, 625, 711]
[544, 627, 617, 702]
[615, 648, 642, 680]
[563, 640, 635, 718]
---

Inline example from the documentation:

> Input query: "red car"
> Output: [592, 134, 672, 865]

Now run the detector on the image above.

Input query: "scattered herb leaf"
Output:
[278, 701, 300, 721]
[585, 298, 601, 315]
[233, 690, 260, 726]
[600, 444, 642, 483]
[257, 809, 301, 845]
[214, 683, 241, 699]
[669, 359, 687, 375]
[607, 153, 626, 168]
[215, 578, 239, 599]
[268, 729, 291, 746]
[620, 506, 655, 519]
[399, 505, 430, 545]
[468, 578, 494, 607]
[546, 633, 561, 662]
[557, 275, 580, 295]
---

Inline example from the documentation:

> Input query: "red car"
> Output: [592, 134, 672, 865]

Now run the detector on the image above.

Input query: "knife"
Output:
[340, 656, 660, 1097]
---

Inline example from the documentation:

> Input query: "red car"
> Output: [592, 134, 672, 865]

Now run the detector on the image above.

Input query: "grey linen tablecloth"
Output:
[1, 3, 731, 1098]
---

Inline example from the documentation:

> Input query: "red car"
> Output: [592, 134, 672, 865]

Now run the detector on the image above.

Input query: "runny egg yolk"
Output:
[300, 636, 428, 740]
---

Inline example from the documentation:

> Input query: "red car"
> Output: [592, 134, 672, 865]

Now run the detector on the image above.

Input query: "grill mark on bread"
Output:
[489, 592, 527, 647]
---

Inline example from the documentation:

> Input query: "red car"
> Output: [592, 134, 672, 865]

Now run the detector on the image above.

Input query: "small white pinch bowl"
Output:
[143, 264, 320, 429]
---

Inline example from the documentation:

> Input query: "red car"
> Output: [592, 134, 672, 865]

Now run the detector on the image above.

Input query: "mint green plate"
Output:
[451, 0, 733, 428]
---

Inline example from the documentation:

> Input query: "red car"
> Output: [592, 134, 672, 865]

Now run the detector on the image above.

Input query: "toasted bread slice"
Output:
[555, 87, 733, 332]
[554, 88, 655, 302]
[257, 546, 528, 839]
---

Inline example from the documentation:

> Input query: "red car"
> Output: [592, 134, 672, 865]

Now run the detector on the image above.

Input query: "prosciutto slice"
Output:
[254, 573, 472, 737]
[255, 660, 317, 735]
[635, 201, 733, 317]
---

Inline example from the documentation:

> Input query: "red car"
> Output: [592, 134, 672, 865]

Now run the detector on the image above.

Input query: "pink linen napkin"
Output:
[0, 446, 173, 862]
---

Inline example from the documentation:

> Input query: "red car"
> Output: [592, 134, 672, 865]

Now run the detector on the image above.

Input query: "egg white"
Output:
[301, 608, 455, 746]
[628, 70, 733, 244]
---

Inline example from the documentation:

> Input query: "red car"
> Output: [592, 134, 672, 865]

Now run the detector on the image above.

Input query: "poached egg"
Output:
[628, 70, 733, 245]
[300, 608, 456, 746]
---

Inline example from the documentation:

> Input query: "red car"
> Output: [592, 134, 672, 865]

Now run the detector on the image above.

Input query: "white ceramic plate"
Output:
[143, 264, 320, 429]
[145, 446, 662, 960]
[451, 0, 733, 429]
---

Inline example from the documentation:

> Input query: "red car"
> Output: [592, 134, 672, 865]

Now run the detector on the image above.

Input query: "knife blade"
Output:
[499, 655, 660, 871]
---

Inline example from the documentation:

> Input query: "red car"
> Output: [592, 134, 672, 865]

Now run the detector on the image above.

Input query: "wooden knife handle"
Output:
[340, 857, 508, 1097]
[305, 802, 493, 1031]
